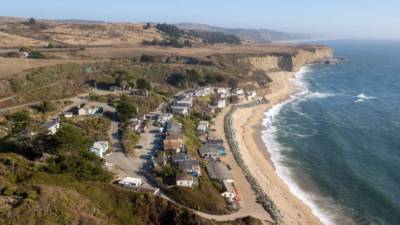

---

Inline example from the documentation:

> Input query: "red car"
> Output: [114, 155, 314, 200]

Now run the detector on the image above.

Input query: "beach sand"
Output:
[230, 71, 324, 225]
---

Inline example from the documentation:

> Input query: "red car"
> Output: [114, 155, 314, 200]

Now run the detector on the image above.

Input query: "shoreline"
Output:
[230, 70, 324, 225]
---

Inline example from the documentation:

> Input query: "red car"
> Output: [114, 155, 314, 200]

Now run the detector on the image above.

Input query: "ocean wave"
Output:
[261, 66, 341, 225]
[355, 93, 376, 103]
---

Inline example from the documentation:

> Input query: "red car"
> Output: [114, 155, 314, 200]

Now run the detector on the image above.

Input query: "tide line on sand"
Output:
[229, 69, 333, 225]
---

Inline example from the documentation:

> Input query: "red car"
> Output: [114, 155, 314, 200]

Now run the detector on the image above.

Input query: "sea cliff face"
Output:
[243, 46, 333, 72]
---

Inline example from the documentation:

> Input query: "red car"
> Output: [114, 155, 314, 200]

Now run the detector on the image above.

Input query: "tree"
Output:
[136, 78, 152, 90]
[140, 54, 155, 63]
[28, 18, 36, 25]
[228, 78, 239, 90]
[54, 124, 87, 152]
[117, 95, 137, 123]
[143, 22, 151, 29]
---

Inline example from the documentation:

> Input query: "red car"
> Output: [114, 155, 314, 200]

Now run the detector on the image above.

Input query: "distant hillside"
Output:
[175, 23, 316, 43]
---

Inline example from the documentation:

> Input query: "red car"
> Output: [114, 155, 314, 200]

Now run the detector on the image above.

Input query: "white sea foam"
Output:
[261, 66, 340, 225]
[355, 93, 376, 102]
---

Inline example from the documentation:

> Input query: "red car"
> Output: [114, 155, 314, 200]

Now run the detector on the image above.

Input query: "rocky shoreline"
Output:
[224, 97, 283, 225]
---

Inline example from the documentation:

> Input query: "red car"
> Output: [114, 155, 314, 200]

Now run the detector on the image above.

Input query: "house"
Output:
[196, 121, 209, 134]
[199, 145, 220, 160]
[131, 89, 149, 97]
[78, 105, 102, 116]
[171, 105, 189, 116]
[176, 173, 194, 188]
[194, 87, 212, 97]
[90, 141, 109, 158]
[175, 94, 193, 107]
[63, 112, 73, 118]
[215, 87, 230, 98]
[205, 139, 225, 155]
[232, 89, 244, 96]
[206, 160, 234, 183]
[165, 120, 182, 134]
[213, 98, 226, 109]
[245, 90, 257, 100]
[43, 118, 61, 135]
[172, 152, 191, 163]
[221, 180, 237, 201]
[178, 158, 201, 176]
[118, 177, 143, 188]
[163, 133, 183, 152]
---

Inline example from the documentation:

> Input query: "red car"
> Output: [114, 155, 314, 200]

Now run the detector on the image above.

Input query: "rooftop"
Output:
[206, 160, 233, 181]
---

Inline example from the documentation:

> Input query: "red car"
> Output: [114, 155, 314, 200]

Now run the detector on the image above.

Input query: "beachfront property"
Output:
[221, 180, 237, 201]
[206, 160, 234, 183]
[196, 120, 209, 134]
[176, 173, 195, 188]
[43, 117, 61, 135]
[90, 141, 109, 158]
[118, 177, 143, 188]
[205, 139, 225, 155]
[199, 145, 220, 160]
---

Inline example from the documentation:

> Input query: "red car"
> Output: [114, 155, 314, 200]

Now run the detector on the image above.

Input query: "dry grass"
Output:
[77, 43, 310, 59]
[0, 57, 99, 78]
[0, 31, 48, 48]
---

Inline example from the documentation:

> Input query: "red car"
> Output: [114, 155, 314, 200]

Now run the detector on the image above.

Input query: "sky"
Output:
[1, 0, 400, 38]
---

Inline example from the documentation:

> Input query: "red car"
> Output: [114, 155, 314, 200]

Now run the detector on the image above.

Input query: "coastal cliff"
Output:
[242, 46, 333, 72]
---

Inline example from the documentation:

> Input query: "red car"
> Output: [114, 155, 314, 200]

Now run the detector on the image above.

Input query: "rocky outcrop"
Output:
[241, 46, 333, 72]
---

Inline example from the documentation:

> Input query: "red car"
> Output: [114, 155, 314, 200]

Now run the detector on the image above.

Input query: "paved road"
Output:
[104, 110, 162, 190]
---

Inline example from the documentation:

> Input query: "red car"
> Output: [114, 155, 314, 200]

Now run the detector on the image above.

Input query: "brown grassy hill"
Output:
[0, 17, 162, 48]
[0, 153, 262, 225]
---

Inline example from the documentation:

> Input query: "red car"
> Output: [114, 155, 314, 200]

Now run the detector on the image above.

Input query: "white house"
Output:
[213, 98, 226, 109]
[196, 121, 209, 134]
[216, 87, 230, 98]
[90, 141, 109, 158]
[118, 177, 143, 188]
[43, 118, 61, 135]
[63, 112, 73, 118]
[245, 90, 257, 100]
[171, 105, 189, 116]
[176, 173, 194, 188]
[176, 94, 193, 107]
[78, 105, 102, 116]
[194, 87, 211, 97]
[221, 180, 237, 201]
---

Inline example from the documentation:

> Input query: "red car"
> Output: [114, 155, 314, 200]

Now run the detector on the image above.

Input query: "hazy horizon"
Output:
[1, 0, 400, 39]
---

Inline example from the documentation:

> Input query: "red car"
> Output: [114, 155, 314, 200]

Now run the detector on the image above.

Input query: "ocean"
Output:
[262, 40, 400, 225]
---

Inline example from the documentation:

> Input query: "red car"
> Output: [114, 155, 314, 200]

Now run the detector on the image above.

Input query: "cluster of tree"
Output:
[188, 30, 241, 45]
[0, 113, 111, 182]
[155, 23, 185, 39]
[142, 38, 191, 48]
[116, 95, 138, 123]
[167, 70, 226, 88]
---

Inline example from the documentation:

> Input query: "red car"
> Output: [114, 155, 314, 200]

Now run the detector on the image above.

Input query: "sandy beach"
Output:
[229, 71, 324, 225]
